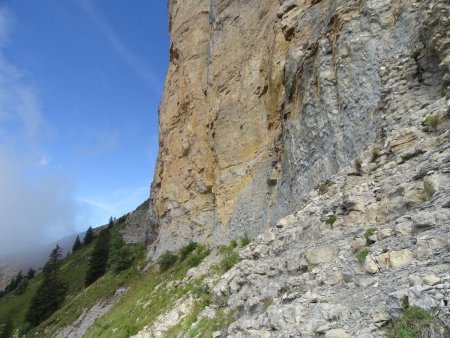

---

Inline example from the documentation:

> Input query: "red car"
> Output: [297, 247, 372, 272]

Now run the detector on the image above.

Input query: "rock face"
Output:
[147, 0, 450, 257]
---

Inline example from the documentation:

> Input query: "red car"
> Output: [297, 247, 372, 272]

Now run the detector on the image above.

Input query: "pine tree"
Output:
[83, 226, 94, 246]
[26, 245, 67, 326]
[108, 216, 114, 228]
[109, 235, 133, 274]
[4, 271, 23, 294]
[0, 318, 13, 338]
[85, 228, 110, 286]
[27, 268, 36, 279]
[72, 235, 82, 252]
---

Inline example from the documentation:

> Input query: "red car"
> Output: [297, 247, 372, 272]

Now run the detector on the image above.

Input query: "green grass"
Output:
[364, 227, 377, 246]
[239, 234, 250, 247]
[371, 147, 380, 162]
[424, 115, 439, 132]
[0, 243, 94, 335]
[82, 244, 211, 338]
[213, 246, 240, 274]
[317, 180, 334, 195]
[356, 248, 370, 264]
[354, 158, 362, 172]
[26, 243, 145, 338]
[1, 229, 235, 338]
[387, 306, 449, 338]
[158, 251, 178, 272]
[325, 215, 336, 227]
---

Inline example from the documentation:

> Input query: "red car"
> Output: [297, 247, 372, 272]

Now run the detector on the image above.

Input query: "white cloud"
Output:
[79, 186, 149, 226]
[0, 6, 81, 259]
[78, 0, 162, 93]
[0, 6, 13, 47]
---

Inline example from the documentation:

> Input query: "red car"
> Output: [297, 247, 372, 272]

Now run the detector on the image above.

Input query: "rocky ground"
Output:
[208, 52, 450, 336]
[53, 288, 128, 338]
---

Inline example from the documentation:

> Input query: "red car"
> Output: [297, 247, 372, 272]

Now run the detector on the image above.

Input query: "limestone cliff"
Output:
[147, 0, 450, 257]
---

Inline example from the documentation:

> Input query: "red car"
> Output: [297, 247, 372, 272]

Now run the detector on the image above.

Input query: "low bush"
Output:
[387, 306, 448, 338]
[371, 147, 380, 162]
[424, 115, 439, 132]
[356, 248, 369, 264]
[354, 158, 362, 172]
[325, 215, 336, 227]
[158, 251, 178, 272]
[179, 242, 198, 261]
[239, 234, 250, 247]
[364, 227, 377, 246]
[317, 180, 334, 194]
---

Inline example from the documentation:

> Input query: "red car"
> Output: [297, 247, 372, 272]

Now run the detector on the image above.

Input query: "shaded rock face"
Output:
[148, 0, 450, 257]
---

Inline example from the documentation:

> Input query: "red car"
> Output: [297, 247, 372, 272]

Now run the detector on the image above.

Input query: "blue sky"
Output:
[0, 0, 168, 255]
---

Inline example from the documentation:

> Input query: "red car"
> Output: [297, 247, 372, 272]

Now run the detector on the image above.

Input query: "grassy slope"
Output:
[0, 243, 93, 333]
[27, 242, 145, 338]
[1, 232, 240, 338]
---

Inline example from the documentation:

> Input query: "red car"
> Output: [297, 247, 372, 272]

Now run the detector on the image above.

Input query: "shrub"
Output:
[186, 246, 210, 268]
[356, 248, 369, 264]
[109, 236, 134, 274]
[440, 85, 448, 97]
[371, 147, 380, 162]
[179, 242, 198, 261]
[387, 306, 448, 338]
[410, 49, 421, 60]
[364, 227, 377, 246]
[239, 234, 250, 247]
[158, 251, 178, 272]
[229, 240, 238, 249]
[354, 158, 362, 172]
[325, 215, 336, 227]
[317, 179, 334, 194]
[192, 284, 212, 308]
[214, 249, 239, 274]
[424, 115, 439, 132]
[263, 297, 273, 311]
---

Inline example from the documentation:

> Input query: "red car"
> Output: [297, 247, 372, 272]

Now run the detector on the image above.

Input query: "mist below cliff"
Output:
[0, 148, 82, 261]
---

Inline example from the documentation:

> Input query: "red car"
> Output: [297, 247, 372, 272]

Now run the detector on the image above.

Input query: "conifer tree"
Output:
[85, 228, 110, 286]
[27, 268, 36, 279]
[83, 226, 94, 245]
[72, 235, 82, 252]
[109, 235, 133, 274]
[108, 216, 114, 229]
[0, 318, 12, 338]
[26, 245, 67, 326]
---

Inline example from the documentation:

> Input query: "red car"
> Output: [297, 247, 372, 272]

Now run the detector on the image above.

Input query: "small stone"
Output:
[364, 256, 379, 274]
[253, 244, 270, 258]
[305, 245, 338, 265]
[423, 274, 440, 286]
[351, 238, 367, 252]
[317, 323, 331, 334]
[325, 328, 350, 338]
[408, 275, 422, 286]
[212, 331, 222, 338]
[377, 228, 393, 240]
[389, 249, 414, 269]
[372, 311, 390, 328]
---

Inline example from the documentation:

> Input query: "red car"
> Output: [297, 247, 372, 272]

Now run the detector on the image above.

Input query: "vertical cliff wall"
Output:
[148, 0, 449, 257]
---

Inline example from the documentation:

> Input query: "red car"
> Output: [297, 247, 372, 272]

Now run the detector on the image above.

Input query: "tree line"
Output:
[0, 217, 135, 335]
